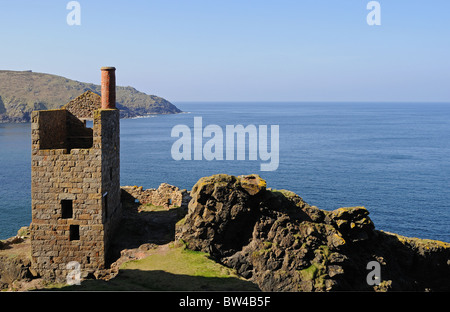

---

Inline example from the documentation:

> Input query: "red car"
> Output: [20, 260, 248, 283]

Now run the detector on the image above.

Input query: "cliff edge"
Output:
[1, 175, 449, 291]
[176, 174, 450, 291]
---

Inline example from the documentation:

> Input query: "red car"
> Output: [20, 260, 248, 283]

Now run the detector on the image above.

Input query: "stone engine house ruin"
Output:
[30, 67, 121, 281]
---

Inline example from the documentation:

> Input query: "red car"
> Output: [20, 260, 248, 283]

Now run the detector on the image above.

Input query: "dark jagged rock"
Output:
[176, 174, 450, 291]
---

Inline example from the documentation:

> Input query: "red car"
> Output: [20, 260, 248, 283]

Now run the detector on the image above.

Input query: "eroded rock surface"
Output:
[176, 174, 450, 291]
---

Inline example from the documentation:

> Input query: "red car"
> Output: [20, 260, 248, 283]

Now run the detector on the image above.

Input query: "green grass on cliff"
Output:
[55, 243, 259, 291]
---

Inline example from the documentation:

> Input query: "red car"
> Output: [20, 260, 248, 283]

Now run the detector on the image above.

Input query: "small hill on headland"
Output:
[0, 70, 181, 123]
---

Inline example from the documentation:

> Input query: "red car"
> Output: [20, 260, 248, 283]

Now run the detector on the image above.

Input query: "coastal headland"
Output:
[1, 174, 449, 291]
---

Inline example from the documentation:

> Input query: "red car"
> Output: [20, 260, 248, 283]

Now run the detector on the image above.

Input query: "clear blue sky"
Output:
[0, 0, 449, 102]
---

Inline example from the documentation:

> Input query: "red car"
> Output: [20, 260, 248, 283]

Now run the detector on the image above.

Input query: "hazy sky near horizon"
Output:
[0, 0, 449, 102]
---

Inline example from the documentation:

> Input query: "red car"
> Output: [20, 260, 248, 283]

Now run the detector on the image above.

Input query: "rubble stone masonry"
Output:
[121, 183, 190, 209]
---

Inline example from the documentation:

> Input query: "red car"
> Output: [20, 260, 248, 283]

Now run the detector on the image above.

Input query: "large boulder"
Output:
[176, 174, 450, 291]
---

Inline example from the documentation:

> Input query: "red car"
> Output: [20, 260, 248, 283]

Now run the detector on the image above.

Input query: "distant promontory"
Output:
[0, 70, 181, 123]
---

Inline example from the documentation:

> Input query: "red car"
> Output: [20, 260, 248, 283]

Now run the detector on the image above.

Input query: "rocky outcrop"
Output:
[2, 176, 449, 291]
[176, 174, 450, 291]
[0, 227, 37, 290]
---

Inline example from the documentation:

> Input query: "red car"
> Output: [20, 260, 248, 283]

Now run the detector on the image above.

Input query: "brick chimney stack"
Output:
[101, 67, 116, 109]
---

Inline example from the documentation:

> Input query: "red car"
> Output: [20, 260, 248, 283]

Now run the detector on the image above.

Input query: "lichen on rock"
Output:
[176, 174, 450, 291]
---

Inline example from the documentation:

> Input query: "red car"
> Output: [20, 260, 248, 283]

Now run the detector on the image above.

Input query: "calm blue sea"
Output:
[1, 102, 449, 242]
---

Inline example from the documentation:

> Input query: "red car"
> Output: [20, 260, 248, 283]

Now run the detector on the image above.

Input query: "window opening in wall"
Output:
[61, 200, 73, 219]
[85, 120, 93, 129]
[69, 225, 80, 241]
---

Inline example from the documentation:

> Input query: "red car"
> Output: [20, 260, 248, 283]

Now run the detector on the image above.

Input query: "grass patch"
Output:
[299, 263, 319, 281]
[56, 243, 259, 291]
[140, 203, 166, 212]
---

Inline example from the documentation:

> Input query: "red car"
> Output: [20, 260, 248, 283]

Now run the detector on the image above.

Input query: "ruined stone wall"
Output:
[63, 90, 101, 120]
[97, 109, 122, 264]
[36, 110, 67, 150]
[30, 108, 121, 282]
[34, 110, 93, 151]
[121, 184, 190, 209]
[66, 112, 93, 150]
